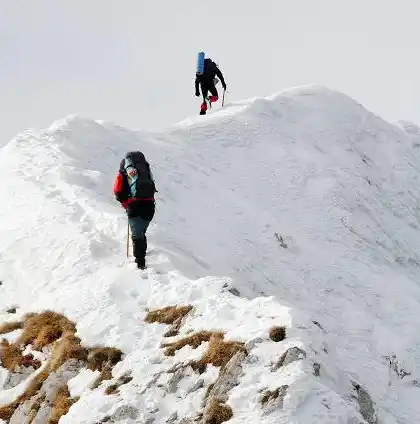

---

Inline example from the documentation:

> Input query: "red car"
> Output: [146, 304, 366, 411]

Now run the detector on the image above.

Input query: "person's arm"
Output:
[215, 67, 226, 89]
[113, 172, 128, 207]
[195, 76, 200, 96]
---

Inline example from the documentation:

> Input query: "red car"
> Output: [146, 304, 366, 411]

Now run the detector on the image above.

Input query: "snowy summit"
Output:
[0, 85, 420, 423]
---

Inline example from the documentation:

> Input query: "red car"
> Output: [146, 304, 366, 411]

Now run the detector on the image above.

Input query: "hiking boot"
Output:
[136, 257, 146, 270]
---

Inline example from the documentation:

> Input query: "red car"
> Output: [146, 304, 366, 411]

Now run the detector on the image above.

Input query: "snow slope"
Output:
[1, 85, 420, 423]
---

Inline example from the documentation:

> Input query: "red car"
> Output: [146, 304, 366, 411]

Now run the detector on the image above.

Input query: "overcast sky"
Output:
[0, 0, 419, 143]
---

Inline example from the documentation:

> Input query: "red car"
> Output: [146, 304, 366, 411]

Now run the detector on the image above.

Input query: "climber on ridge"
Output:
[195, 52, 227, 115]
[113, 151, 157, 269]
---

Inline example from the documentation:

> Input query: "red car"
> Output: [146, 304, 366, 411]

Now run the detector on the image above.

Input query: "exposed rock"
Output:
[228, 288, 240, 297]
[30, 402, 51, 424]
[179, 419, 194, 424]
[245, 337, 265, 351]
[43, 359, 85, 402]
[167, 368, 186, 394]
[4, 366, 38, 389]
[9, 399, 33, 424]
[272, 347, 307, 371]
[244, 354, 259, 365]
[205, 351, 246, 404]
[187, 377, 205, 394]
[199, 351, 246, 423]
[9, 359, 85, 424]
[261, 385, 289, 415]
[166, 411, 178, 423]
[110, 404, 139, 421]
[312, 320, 324, 331]
[352, 383, 377, 424]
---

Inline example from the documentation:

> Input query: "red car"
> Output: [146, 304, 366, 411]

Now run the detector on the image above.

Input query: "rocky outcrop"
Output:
[272, 347, 307, 371]
[9, 359, 84, 424]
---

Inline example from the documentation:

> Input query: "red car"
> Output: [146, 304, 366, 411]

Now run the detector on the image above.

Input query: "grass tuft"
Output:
[87, 347, 122, 372]
[0, 339, 41, 371]
[48, 386, 78, 424]
[163, 331, 246, 373]
[269, 326, 286, 342]
[145, 305, 193, 337]
[205, 399, 233, 424]
[17, 311, 76, 350]
[163, 331, 215, 356]
[145, 305, 193, 325]
[0, 321, 23, 335]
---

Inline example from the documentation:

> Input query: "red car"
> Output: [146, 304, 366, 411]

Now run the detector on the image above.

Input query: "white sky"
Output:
[0, 0, 419, 143]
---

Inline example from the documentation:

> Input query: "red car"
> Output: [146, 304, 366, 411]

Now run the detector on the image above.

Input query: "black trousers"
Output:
[201, 82, 218, 102]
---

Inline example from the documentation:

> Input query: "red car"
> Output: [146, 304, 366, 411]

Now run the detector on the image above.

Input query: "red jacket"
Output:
[113, 173, 154, 209]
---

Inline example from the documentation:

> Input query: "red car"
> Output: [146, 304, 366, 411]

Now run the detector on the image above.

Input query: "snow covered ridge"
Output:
[1, 85, 420, 422]
[0, 279, 374, 424]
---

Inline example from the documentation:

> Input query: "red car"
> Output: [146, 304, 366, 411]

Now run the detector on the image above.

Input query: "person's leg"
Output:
[128, 215, 151, 268]
[200, 85, 209, 114]
[208, 84, 219, 103]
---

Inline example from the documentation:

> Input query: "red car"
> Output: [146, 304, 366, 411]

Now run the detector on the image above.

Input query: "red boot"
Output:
[200, 101, 207, 115]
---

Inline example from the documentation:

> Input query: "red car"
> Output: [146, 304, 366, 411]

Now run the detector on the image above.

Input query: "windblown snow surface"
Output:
[1, 86, 420, 423]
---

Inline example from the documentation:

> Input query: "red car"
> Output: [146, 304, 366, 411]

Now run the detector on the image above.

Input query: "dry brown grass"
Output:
[269, 326, 286, 342]
[87, 347, 122, 372]
[105, 383, 118, 395]
[48, 386, 78, 424]
[145, 305, 193, 337]
[0, 312, 123, 422]
[0, 339, 23, 371]
[145, 305, 193, 325]
[0, 321, 23, 335]
[17, 311, 76, 350]
[0, 339, 41, 371]
[194, 334, 246, 373]
[163, 331, 216, 356]
[0, 403, 17, 421]
[88, 348, 122, 390]
[91, 363, 113, 390]
[49, 334, 88, 372]
[205, 399, 233, 424]
[163, 331, 246, 373]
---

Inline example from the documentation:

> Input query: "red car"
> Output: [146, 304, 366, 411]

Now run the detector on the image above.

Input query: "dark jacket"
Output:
[195, 59, 226, 93]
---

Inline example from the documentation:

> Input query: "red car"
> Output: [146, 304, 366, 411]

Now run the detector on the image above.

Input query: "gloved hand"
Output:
[222, 83, 227, 90]
[195, 91, 200, 97]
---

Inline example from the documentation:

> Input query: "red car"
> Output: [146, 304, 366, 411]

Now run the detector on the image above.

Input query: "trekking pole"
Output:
[126, 221, 130, 258]
[222, 89, 226, 107]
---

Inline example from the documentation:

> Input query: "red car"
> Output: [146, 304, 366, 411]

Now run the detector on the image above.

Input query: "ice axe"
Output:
[126, 220, 130, 257]
[222, 89, 226, 107]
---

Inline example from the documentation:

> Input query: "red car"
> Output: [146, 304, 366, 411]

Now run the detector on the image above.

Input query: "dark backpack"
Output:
[204, 58, 217, 75]
[119, 151, 157, 200]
